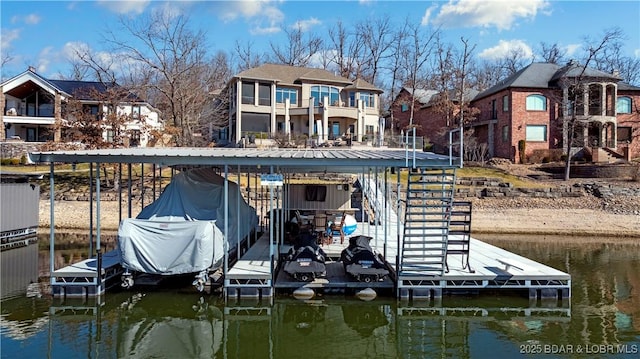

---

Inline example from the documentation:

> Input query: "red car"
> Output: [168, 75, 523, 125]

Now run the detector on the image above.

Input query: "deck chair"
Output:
[313, 213, 330, 246]
[295, 210, 311, 232]
[328, 212, 346, 244]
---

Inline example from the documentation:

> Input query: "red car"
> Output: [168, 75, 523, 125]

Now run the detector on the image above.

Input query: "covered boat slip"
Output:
[29, 147, 570, 301]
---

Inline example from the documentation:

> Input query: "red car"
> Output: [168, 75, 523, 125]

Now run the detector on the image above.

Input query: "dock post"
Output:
[529, 288, 538, 300]
[399, 288, 410, 300]
[96, 248, 103, 295]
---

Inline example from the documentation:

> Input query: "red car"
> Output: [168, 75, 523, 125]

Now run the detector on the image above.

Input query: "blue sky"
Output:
[1, 0, 639, 81]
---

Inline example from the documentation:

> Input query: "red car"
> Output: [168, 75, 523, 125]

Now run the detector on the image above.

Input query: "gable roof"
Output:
[2, 68, 144, 103]
[399, 87, 439, 105]
[233, 63, 382, 92]
[47, 80, 111, 100]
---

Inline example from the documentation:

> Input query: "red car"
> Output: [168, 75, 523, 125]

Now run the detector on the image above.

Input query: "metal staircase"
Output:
[399, 168, 457, 277]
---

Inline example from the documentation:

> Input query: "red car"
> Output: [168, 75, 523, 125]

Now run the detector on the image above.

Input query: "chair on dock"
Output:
[328, 212, 346, 244]
[313, 213, 330, 246]
[295, 210, 311, 232]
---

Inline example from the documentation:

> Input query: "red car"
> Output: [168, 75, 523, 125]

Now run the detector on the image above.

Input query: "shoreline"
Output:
[38, 199, 640, 240]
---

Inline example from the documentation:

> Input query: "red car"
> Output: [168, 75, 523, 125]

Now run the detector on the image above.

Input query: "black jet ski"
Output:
[283, 230, 327, 282]
[340, 235, 389, 283]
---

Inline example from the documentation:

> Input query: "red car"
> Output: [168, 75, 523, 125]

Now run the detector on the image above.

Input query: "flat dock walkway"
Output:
[51, 249, 123, 298]
[226, 221, 570, 300]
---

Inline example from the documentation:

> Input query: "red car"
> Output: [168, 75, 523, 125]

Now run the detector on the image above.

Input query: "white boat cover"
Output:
[118, 219, 220, 275]
[118, 168, 258, 275]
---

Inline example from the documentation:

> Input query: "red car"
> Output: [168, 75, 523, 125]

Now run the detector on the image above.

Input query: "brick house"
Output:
[391, 62, 640, 163]
[469, 62, 640, 163]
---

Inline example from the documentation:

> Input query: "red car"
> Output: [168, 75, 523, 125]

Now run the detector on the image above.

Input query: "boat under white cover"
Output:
[117, 168, 258, 279]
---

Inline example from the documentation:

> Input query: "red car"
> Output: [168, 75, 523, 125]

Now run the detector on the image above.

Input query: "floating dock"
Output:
[29, 147, 571, 301]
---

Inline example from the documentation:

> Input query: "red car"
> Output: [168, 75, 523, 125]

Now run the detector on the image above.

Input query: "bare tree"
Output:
[269, 24, 323, 67]
[233, 40, 266, 72]
[385, 21, 408, 138]
[327, 20, 363, 79]
[538, 42, 567, 64]
[402, 19, 438, 128]
[102, 10, 218, 146]
[559, 28, 624, 180]
[588, 28, 640, 86]
[358, 14, 393, 85]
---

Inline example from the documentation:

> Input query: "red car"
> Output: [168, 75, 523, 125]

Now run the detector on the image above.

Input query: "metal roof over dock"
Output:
[29, 147, 457, 172]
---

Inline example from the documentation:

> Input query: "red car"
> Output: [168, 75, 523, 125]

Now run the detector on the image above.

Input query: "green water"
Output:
[1, 236, 639, 358]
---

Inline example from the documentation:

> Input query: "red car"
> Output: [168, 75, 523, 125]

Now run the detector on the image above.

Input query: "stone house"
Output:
[226, 63, 383, 146]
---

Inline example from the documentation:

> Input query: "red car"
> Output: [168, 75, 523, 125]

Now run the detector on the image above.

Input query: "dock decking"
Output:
[51, 250, 123, 298]
[226, 219, 571, 301]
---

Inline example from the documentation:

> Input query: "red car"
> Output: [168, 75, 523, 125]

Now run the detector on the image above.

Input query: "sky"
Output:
[1, 0, 639, 81]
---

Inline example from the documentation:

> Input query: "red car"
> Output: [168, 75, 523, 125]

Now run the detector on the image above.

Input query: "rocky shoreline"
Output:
[38, 181, 640, 239]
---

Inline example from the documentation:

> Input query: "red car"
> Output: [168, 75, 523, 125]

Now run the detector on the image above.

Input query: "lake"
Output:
[1, 235, 639, 358]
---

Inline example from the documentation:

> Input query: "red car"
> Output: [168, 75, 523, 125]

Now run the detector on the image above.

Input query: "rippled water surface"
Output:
[1, 235, 639, 358]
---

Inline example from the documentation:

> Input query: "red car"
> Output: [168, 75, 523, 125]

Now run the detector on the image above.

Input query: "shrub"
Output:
[517, 140, 526, 164]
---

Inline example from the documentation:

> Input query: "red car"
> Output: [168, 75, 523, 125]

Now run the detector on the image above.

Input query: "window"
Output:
[503, 95, 509, 111]
[258, 83, 271, 106]
[311, 85, 339, 106]
[502, 125, 509, 142]
[106, 129, 114, 143]
[360, 92, 375, 108]
[130, 130, 141, 147]
[241, 82, 255, 105]
[491, 99, 497, 119]
[276, 87, 297, 104]
[617, 96, 632, 114]
[526, 125, 547, 141]
[349, 92, 356, 107]
[401, 103, 408, 112]
[526, 94, 547, 111]
[617, 126, 632, 142]
[132, 105, 140, 119]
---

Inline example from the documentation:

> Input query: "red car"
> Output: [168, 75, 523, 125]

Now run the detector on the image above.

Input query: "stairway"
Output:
[399, 168, 456, 277]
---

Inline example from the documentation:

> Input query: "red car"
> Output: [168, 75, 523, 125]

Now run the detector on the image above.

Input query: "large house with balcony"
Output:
[392, 61, 640, 163]
[227, 63, 383, 146]
[1, 67, 162, 147]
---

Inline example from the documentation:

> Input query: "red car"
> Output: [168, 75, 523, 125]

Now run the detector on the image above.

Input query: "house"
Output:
[1, 67, 162, 147]
[226, 64, 383, 146]
[391, 87, 478, 153]
[469, 61, 640, 163]
[391, 62, 640, 163]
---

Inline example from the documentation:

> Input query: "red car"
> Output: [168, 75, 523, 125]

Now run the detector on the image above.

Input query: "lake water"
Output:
[1, 235, 639, 358]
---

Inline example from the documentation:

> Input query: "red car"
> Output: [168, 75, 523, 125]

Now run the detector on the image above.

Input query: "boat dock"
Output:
[29, 147, 571, 302]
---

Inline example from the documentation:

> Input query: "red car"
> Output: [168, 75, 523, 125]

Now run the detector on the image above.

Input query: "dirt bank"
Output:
[39, 196, 640, 239]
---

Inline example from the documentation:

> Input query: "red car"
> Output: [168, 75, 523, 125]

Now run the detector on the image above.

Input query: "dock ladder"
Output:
[399, 168, 457, 278]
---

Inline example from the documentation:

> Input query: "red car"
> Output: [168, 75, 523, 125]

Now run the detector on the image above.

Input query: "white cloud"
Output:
[24, 14, 41, 25]
[217, 1, 284, 35]
[565, 44, 581, 57]
[291, 18, 321, 32]
[479, 39, 534, 60]
[635, 49, 640, 58]
[36, 46, 54, 74]
[421, 4, 438, 26]
[1, 29, 20, 51]
[97, 0, 150, 15]
[431, 0, 550, 31]
[10, 13, 41, 25]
